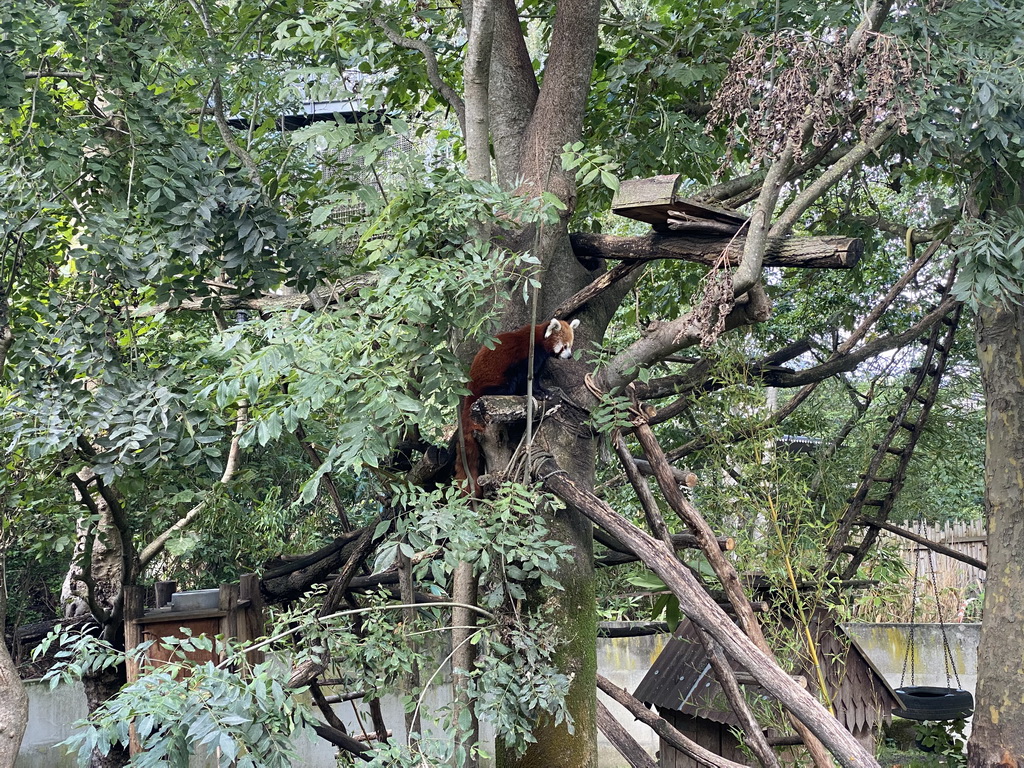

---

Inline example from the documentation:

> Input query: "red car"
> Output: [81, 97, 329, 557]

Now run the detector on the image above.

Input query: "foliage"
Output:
[4, 0, 1021, 761]
[952, 209, 1024, 308]
[36, 625, 314, 768]
[914, 719, 968, 767]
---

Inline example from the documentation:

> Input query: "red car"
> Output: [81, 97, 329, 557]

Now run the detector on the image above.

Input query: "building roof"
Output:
[634, 616, 900, 736]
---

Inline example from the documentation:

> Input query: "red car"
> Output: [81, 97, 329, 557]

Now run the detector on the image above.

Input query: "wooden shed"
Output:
[123, 575, 265, 681]
[634, 615, 899, 766]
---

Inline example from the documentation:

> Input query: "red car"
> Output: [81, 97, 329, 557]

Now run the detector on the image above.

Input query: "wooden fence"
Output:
[885, 520, 987, 622]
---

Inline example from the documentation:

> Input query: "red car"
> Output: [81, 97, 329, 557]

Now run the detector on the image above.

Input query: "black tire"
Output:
[894, 686, 974, 721]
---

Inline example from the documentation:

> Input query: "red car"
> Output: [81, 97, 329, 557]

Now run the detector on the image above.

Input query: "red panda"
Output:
[455, 317, 580, 496]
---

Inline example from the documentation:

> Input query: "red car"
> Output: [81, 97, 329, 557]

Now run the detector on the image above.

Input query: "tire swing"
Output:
[893, 518, 974, 722]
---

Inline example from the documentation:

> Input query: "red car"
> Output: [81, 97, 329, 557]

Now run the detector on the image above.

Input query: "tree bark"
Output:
[494, 414, 598, 768]
[570, 231, 863, 269]
[0, 634, 28, 768]
[62, 468, 131, 768]
[595, 699, 657, 768]
[968, 299, 1024, 766]
[0, 498, 28, 768]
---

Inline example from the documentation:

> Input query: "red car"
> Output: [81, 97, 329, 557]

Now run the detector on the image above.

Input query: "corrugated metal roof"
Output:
[632, 621, 744, 727]
[633, 616, 899, 736]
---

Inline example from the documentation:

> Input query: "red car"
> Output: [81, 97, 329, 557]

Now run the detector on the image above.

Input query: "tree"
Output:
[4, 0, 1024, 766]
[0, 494, 28, 768]
[973, 295, 1024, 764]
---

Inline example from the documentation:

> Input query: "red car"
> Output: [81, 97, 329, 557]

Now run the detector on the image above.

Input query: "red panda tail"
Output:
[454, 397, 483, 497]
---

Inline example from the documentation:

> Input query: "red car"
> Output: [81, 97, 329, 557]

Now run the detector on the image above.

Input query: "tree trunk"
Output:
[0, 508, 29, 768]
[62, 468, 131, 768]
[0, 637, 28, 768]
[82, 663, 129, 768]
[494, 415, 598, 768]
[968, 299, 1024, 766]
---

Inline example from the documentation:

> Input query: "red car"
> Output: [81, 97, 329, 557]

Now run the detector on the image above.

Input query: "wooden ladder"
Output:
[826, 266, 964, 581]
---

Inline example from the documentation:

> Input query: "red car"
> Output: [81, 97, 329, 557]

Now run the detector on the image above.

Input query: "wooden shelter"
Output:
[634, 616, 899, 766]
[123, 574, 265, 681]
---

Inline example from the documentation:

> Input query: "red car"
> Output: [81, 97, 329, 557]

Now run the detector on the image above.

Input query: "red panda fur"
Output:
[455, 317, 580, 496]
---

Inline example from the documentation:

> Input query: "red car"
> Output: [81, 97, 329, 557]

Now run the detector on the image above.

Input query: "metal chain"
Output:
[925, 520, 964, 690]
[898, 519, 923, 688]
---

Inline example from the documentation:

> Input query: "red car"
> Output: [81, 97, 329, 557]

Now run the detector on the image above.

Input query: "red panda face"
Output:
[545, 318, 580, 359]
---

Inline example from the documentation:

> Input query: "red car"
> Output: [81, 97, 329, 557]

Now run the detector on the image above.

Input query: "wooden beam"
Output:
[570, 231, 862, 270]
[859, 517, 987, 571]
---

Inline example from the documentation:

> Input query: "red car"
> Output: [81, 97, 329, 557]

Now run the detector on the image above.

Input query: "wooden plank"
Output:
[612, 174, 749, 232]
[612, 174, 682, 209]
[668, 199, 748, 226]
[123, 586, 145, 683]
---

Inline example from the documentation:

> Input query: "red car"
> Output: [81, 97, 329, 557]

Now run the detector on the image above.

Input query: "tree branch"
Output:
[294, 424, 352, 532]
[596, 699, 657, 768]
[532, 453, 876, 766]
[770, 118, 899, 239]
[133, 276, 377, 317]
[183, 0, 261, 178]
[485, 0, 539, 187]
[593, 285, 770, 394]
[372, 17, 467, 135]
[597, 674, 750, 768]
[138, 401, 248, 569]
[463, 0, 494, 181]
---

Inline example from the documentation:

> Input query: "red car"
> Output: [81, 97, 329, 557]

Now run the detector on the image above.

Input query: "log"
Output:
[534, 454, 879, 768]
[596, 699, 659, 768]
[570, 231, 862, 269]
[596, 674, 750, 768]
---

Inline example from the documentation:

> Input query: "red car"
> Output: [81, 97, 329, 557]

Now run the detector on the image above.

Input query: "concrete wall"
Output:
[18, 625, 976, 767]
[17, 681, 87, 768]
[842, 623, 979, 694]
[17, 630, 669, 768]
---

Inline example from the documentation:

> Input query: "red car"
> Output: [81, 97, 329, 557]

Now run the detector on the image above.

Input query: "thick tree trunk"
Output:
[81, 664, 129, 768]
[0, 639, 28, 768]
[494, 414, 598, 768]
[968, 300, 1024, 766]
[62, 468, 131, 768]
[0, 522, 29, 768]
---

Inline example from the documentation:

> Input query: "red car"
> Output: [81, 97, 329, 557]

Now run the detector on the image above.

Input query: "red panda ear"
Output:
[569, 319, 580, 330]
[544, 318, 561, 338]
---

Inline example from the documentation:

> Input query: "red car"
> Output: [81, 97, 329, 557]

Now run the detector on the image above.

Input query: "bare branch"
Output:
[551, 259, 646, 319]
[463, 0, 494, 181]
[184, 0, 261, 178]
[596, 699, 657, 768]
[138, 401, 249, 568]
[372, 17, 467, 135]
[770, 117, 899, 238]
[133, 276, 377, 317]
[294, 424, 352, 532]
[534, 454, 877, 767]
[594, 284, 770, 394]
[700, 144, 847, 208]
[0, 325, 13, 379]
[597, 674, 750, 768]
